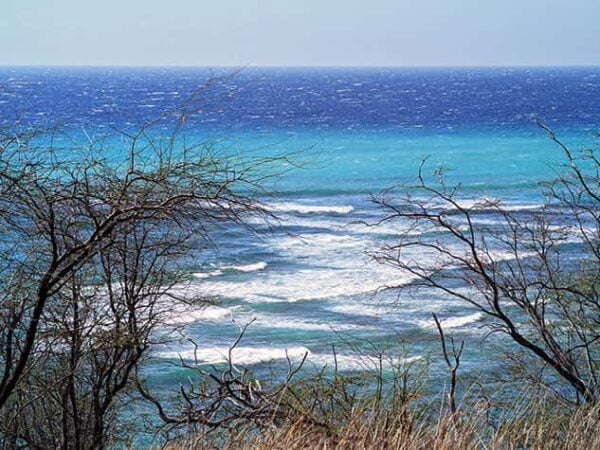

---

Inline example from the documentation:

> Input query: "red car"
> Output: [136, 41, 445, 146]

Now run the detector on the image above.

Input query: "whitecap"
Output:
[164, 305, 234, 325]
[265, 202, 354, 214]
[194, 233, 421, 302]
[229, 262, 267, 272]
[417, 312, 484, 330]
[193, 270, 223, 279]
[276, 215, 425, 237]
[328, 302, 389, 317]
[158, 345, 310, 365]
[443, 198, 545, 212]
[192, 262, 267, 279]
[251, 315, 369, 331]
[157, 344, 421, 371]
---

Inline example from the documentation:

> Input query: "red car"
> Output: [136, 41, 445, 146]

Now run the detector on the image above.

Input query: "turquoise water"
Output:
[1, 66, 598, 390]
[147, 128, 589, 391]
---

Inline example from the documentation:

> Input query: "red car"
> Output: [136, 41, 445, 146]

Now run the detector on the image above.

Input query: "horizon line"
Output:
[1, 63, 600, 69]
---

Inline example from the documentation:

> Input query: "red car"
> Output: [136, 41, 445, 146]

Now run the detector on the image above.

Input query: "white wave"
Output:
[193, 270, 223, 279]
[265, 202, 354, 214]
[164, 305, 234, 325]
[417, 312, 484, 330]
[184, 224, 548, 309]
[230, 262, 268, 272]
[192, 262, 267, 279]
[346, 221, 426, 236]
[194, 233, 420, 302]
[163, 301, 365, 330]
[158, 345, 310, 365]
[251, 315, 369, 331]
[424, 197, 545, 213]
[277, 215, 425, 237]
[273, 233, 365, 257]
[198, 267, 416, 303]
[85, 281, 229, 328]
[329, 302, 390, 317]
[456, 198, 543, 212]
[501, 203, 547, 212]
[157, 344, 421, 371]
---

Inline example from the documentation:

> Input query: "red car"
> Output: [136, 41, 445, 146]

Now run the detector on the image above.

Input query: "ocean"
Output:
[1, 66, 599, 386]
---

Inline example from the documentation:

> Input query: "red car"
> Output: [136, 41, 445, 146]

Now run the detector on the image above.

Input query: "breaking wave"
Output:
[265, 202, 354, 214]
[158, 345, 310, 365]
[157, 345, 421, 370]
[164, 305, 235, 325]
[193, 262, 268, 279]
[417, 312, 484, 330]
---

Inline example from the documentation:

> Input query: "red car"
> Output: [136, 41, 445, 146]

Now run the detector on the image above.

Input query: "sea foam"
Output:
[265, 202, 354, 214]
[158, 345, 310, 365]
[195, 232, 420, 302]
[164, 305, 235, 325]
[417, 312, 484, 330]
[193, 262, 267, 279]
[157, 345, 421, 371]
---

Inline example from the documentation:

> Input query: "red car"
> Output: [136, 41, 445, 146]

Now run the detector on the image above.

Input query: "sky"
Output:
[1, 0, 599, 66]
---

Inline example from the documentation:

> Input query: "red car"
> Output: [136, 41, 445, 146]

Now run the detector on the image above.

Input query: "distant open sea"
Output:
[2, 66, 600, 386]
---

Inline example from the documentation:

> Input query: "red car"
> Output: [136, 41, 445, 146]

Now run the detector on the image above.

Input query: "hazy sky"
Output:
[2, 0, 599, 66]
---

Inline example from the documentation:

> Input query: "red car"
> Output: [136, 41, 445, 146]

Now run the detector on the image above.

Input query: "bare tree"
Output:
[2, 222, 187, 448]
[433, 313, 464, 414]
[137, 325, 426, 447]
[0, 80, 287, 447]
[373, 126, 600, 404]
[136, 321, 311, 444]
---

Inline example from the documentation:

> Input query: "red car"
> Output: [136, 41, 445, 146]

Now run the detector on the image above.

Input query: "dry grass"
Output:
[165, 401, 600, 450]
[158, 348, 600, 449]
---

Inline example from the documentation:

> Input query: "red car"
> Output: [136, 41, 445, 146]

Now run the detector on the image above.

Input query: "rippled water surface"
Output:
[2, 66, 599, 379]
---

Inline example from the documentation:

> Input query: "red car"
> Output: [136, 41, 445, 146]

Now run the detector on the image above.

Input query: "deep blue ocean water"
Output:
[2, 66, 599, 390]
